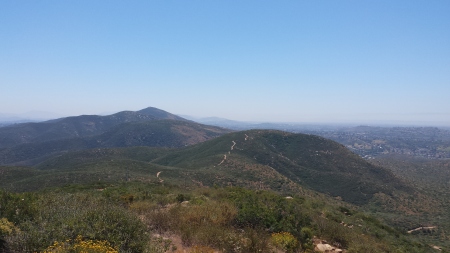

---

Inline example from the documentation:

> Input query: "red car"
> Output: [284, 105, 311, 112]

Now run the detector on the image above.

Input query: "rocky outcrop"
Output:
[314, 238, 344, 253]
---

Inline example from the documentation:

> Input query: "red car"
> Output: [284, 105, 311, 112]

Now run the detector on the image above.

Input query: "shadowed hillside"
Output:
[2, 129, 412, 206]
[0, 107, 187, 148]
[1, 129, 448, 250]
[0, 120, 231, 166]
[153, 130, 412, 205]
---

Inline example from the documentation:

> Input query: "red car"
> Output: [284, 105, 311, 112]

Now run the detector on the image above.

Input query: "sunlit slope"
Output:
[154, 130, 412, 205]
[0, 120, 230, 166]
[0, 147, 180, 192]
[2, 129, 412, 206]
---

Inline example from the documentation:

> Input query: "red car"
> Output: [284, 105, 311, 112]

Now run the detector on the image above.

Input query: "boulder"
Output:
[316, 243, 334, 252]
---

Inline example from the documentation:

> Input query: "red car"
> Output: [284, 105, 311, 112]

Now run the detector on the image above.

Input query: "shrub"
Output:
[120, 194, 135, 206]
[227, 188, 310, 235]
[173, 201, 237, 227]
[147, 237, 175, 253]
[0, 190, 38, 224]
[6, 193, 148, 252]
[1, 217, 20, 252]
[41, 235, 118, 253]
[270, 232, 299, 253]
[176, 194, 186, 203]
[169, 201, 237, 247]
[237, 228, 270, 253]
[314, 217, 349, 248]
[299, 227, 314, 250]
[129, 201, 158, 214]
[0, 218, 19, 237]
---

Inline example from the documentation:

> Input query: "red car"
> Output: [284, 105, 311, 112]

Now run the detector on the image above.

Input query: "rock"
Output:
[432, 245, 442, 251]
[315, 243, 345, 252]
[316, 243, 334, 252]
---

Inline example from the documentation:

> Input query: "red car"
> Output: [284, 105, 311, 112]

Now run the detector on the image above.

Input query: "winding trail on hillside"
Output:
[218, 155, 227, 166]
[156, 171, 164, 183]
[217, 134, 250, 166]
[218, 140, 236, 166]
[407, 226, 437, 234]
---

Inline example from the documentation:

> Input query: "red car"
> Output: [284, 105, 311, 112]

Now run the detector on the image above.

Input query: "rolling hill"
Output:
[1, 128, 447, 250]
[0, 119, 231, 166]
[0, 108, 448, 251]
[2, 129, 413, 205]
[0, 107, 187, 148]
[152, 130, 413, 205]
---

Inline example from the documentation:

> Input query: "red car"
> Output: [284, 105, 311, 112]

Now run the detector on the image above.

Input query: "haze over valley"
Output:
[1, 106, 450, 252]
[1, 1, 450, 252]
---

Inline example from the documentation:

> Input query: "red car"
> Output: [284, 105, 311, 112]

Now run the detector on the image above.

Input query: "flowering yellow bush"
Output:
[42, 235, 118, 253]
[0, 218, 19, 236]
[270, 232, 299, 253]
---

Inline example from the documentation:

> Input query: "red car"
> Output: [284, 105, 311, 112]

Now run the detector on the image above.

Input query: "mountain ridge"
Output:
[151, 129, 412, 205]
[1, 128, 413, 206]
[0, 119, 231, 166]
[0, 107, 447, 251]
[0, 107, 186, 148]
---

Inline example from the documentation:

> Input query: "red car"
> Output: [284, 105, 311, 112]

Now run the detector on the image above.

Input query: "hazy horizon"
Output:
[1, 1, 449, 126]
[1, 107, 450, 128]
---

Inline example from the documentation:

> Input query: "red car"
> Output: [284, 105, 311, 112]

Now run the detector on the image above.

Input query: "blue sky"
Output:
[1, 1, 449, 125]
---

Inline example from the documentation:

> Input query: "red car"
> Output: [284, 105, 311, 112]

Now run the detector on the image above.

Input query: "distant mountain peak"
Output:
[137, 107, 186, 121]
[0, 106, 191, 149]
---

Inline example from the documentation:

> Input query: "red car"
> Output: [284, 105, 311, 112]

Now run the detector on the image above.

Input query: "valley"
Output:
[0, 107, 449, 252]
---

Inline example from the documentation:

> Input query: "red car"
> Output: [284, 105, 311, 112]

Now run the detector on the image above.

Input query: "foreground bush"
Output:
[0, 218, 19, 238]
[270, 232, 299, 253]
[1, 184, 439, 253]
[6, 193, 148, 252]
[226, 188, 311, 236]
[42, 235, 118, 253]
[1, 217, 20, 252]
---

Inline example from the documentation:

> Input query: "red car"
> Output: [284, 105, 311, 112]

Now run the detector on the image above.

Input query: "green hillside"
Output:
[371, 155, 450, 245]
[0, 107, 187, 148]
[0, 128, 448, 252]
[154, 130, 412, 205]
[0, 120, 230, 166]
[1, 129, 414, 206]
[1, 182, 438, 253]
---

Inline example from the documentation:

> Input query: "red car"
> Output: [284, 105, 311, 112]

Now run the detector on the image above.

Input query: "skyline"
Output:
[1, 107, 449, 128]
[1, 1, 450, 126]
